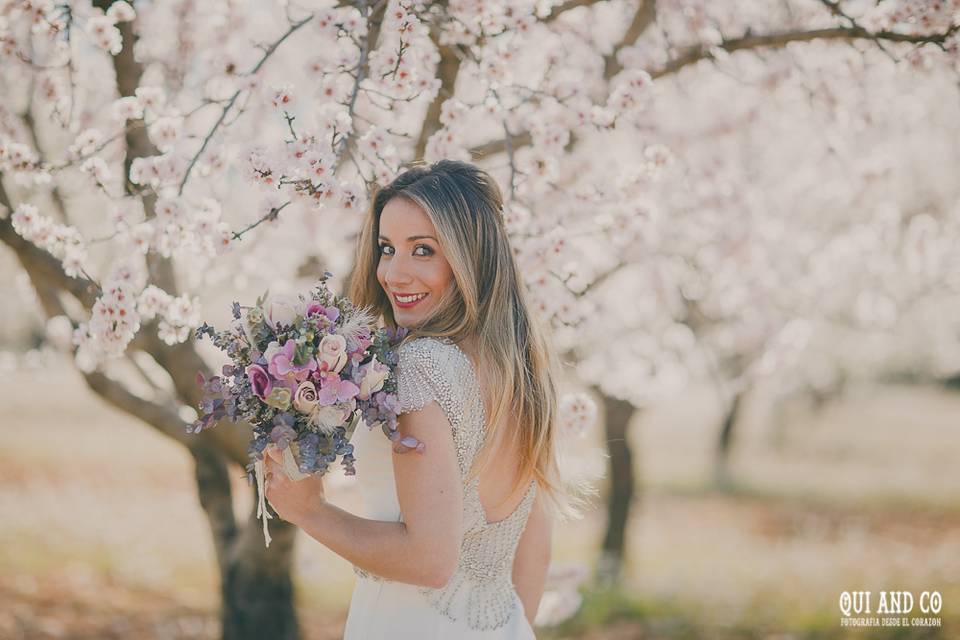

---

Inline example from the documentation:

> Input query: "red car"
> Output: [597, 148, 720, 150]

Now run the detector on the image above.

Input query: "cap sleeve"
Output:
[396, 337, 456, 415]
[393, 336, 486, 476]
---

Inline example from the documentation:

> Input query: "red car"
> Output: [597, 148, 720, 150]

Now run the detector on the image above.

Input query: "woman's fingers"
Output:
[265, 449, 284, 471]
[393, 435, 426, 454]
[263, 454, 281, 486]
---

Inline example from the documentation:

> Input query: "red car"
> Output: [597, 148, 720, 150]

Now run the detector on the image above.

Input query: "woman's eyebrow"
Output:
[377, 234, 438, 242]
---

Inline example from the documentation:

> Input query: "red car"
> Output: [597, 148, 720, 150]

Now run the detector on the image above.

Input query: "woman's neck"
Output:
[456, 334, 477, 359]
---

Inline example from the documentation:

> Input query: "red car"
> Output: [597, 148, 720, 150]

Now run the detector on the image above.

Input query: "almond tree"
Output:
[3, 0, 960, 633]
[512, 0, 960, 582]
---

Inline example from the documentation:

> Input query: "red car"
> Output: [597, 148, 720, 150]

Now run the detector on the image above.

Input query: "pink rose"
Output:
[246, 364, 273, 400]
[317, 334, 347, 374]
[306, 302, 340, 322]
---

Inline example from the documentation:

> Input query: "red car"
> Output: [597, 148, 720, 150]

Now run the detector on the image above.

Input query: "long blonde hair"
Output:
[350, 160, 575, 519]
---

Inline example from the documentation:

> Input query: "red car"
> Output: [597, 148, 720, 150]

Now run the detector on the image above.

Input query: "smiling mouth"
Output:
[393, 292, 428, 307]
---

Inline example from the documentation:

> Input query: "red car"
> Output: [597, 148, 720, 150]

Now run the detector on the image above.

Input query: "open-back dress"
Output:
[342, 336, 538, 639]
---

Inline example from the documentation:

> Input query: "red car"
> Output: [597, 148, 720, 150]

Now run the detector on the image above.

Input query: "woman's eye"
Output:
[379, 244, 394, 256]
[414, 244, 434, 257]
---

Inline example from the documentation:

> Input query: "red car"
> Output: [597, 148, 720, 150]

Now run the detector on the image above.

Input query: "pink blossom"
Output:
[265, 338, 317, 383]
[317, 376, 360, 406]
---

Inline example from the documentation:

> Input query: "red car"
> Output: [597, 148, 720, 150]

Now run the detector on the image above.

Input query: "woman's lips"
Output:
[393, 292, 428, 309]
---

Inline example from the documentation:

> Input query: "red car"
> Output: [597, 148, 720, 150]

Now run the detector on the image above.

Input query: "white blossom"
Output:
[106, 1, 136, 23]
[135, 85, 166, 114]
[85, 15, 122, 55]
[111, 95, 144, 121]
[80, 157, 113, 186]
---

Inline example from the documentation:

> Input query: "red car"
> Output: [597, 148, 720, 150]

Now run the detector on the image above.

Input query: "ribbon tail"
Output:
[255, 458, 273, 548]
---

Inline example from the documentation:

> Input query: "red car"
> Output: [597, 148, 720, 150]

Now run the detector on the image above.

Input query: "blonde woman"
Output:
[264, 160, 571, 638]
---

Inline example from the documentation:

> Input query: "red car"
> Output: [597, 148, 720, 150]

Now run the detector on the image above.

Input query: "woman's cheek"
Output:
[424, 261, 446, 290]
[376, 263, 387, 289]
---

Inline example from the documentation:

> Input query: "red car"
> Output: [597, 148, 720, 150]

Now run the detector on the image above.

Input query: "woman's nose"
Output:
[384, 254, 413, 287]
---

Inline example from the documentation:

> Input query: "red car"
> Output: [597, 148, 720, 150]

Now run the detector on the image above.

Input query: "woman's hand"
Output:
[263, 446, 326, 527]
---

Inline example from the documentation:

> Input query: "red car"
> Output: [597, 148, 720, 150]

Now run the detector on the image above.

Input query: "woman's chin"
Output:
[394, 308, 426, 328]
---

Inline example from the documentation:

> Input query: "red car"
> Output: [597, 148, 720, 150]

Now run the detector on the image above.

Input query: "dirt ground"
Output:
[1, 362, 958, 638]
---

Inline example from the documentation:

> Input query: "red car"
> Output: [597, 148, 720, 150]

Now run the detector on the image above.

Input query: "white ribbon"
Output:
[255, 444, 309, 548]
[255, 456, 274, 548]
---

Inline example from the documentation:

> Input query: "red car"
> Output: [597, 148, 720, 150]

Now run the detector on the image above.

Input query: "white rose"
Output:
[293, 381, 319, 414]
[358, 357, 390, 399]
[264, 294, 304, 329]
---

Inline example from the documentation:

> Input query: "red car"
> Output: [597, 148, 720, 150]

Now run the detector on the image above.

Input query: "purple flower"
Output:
[317, 376, 360, 405]
[306, 302, 340, 323]
[246, 364, 273, 400]
[265, 338, 317, 382]
[378, 392, 400, 414]
[270, 423, 297, 449]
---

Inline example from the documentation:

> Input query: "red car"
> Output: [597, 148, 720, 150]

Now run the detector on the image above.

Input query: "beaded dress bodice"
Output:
[352, 336, 537, 632]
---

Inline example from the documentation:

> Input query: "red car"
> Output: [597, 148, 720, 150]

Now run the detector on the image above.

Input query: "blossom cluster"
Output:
[193, 273, 406, 478]
[558, 392, 598, 439]
[10, 204, 88, 277]
[67, 259, 201, 371]
[0, 137, 50, 186]
[73, 279, 141, 365]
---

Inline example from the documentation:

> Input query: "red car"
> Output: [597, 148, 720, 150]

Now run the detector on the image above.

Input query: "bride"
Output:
[264, 159, 570, 638]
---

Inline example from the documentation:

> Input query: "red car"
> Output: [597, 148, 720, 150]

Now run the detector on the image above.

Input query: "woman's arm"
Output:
[512, 489, 552, 626]
[293, 400, 463, 589]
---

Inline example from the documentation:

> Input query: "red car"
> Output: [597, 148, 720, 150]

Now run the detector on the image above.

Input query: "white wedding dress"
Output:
[342, 336, 538, 639]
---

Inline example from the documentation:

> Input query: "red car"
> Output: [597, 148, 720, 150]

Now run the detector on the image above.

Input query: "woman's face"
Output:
[376, 197, 455, 328]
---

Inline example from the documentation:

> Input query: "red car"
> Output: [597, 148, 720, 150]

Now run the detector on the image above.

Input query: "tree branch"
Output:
[82, 355, 240, 574]
[0, 179, 99, 309]
[414, 36, 462, 160]
[22, 104, 70, 224]
[178, 15, 314, 195]
[1, 174, 252, 467]
[604, 0, 657, 80]
[468, 20, 958, 158]
[469, 130, 532, 159]
[545, 0, 607, 23]
[333, 1, 387, 174]
[651, 24, 959, 79]
[82, 369, 193, 444]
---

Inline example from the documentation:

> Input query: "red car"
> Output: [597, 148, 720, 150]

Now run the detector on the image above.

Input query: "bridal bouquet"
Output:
[191, 272, 407, 545]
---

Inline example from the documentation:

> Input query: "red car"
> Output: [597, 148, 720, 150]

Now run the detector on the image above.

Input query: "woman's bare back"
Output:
[466, 350, 531, 524]
[478, 428, 528, 523]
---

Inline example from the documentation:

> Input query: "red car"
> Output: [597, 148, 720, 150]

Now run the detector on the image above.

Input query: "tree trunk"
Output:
[415, 39, 462, 160]
[592, 389, 637, 587]
[3, 15, 302, 639]
[221, 504, 300, 640]
[713, 388, 746, 490]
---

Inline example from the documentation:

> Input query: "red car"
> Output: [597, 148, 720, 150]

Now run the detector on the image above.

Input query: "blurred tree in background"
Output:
[3, 1, 960, 637]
